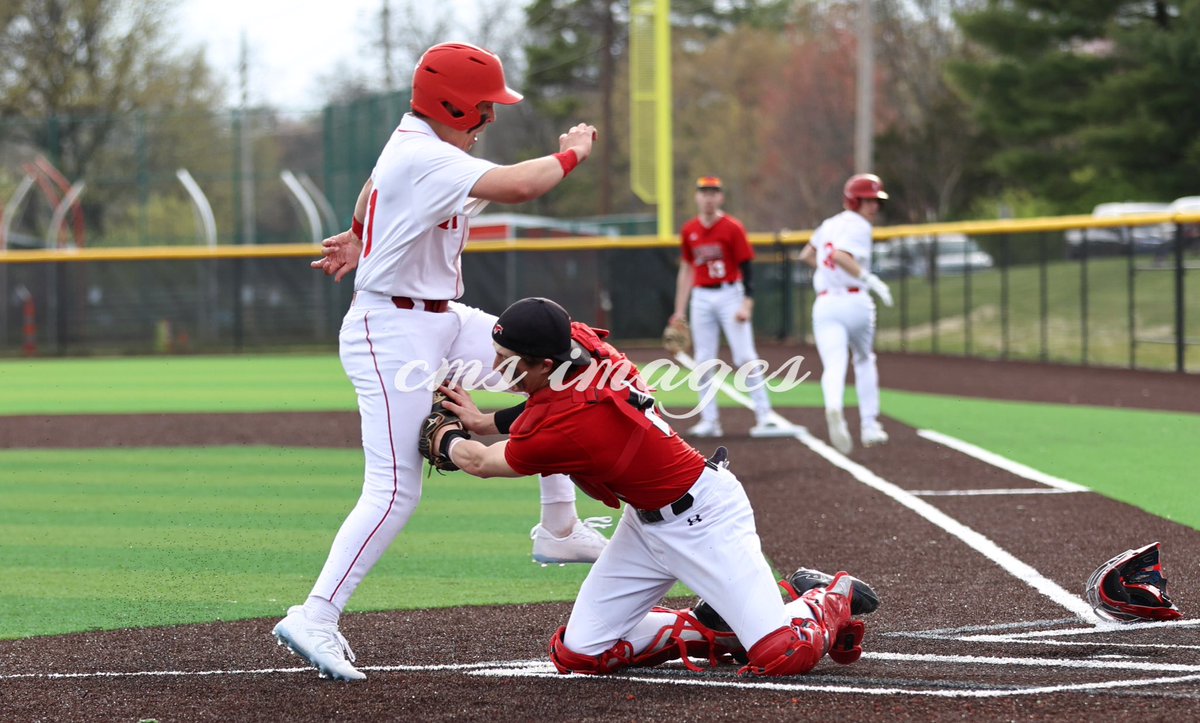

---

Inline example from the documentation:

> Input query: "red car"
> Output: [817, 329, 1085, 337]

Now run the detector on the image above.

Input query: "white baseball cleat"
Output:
[531, 516, 611, 565]
[272, 605, 366, 681]
[861, 421, 889, 447]
[687, 420, 724, 438]
[825, 409, 853, 454]
[749, 416, 796, 438]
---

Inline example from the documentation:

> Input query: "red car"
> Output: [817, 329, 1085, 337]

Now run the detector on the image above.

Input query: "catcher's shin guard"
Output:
[547, 626, 635, 675]
[737, 625, 823, 677]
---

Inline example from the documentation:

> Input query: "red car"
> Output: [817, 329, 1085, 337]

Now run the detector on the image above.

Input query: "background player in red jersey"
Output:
[668, 176, 791, 439]
[432, 297, 869, 677]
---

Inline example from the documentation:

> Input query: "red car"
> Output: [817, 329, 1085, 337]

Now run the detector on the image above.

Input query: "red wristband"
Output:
[553, 150, 580, 177]
[351, 216, 364, 239]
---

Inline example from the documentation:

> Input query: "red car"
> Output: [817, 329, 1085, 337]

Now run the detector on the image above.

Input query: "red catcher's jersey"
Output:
[504, 374, 707, 511]
[680, 214, 754, 287]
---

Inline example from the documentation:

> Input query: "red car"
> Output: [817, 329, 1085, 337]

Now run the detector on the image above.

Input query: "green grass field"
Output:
[1, 354, 1197, 640]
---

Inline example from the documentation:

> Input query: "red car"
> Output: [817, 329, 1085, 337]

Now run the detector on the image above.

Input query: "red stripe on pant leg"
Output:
[330, 310, 400, 601]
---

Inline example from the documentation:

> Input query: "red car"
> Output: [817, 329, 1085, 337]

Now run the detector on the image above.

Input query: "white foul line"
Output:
[671, 352, 1099, 622]
[962, 617, 1200, 641]
[909, 488, 1079, 497]
[11, 651, 1200, 699]
[470, 660, 1200, 698]
[917, 429, 1091, 492]
[0, 659, 546, 681]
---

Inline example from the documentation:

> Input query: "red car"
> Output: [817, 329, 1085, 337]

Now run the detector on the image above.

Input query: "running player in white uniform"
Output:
[799, 174, 894, 455]
[272, 42, 604, 682]
[668, 176, 791, 439]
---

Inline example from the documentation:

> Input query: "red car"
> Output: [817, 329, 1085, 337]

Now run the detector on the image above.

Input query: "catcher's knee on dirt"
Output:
[738, 625, 823, 677]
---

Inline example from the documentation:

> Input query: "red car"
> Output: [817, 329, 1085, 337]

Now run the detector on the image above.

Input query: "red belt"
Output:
[392, 296, 449, 313]
[818, 287, 860, 296]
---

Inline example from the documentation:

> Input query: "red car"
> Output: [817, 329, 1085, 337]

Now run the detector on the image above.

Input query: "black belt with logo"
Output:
[635, 493, 695, 524]
[634, 451, 722, 524]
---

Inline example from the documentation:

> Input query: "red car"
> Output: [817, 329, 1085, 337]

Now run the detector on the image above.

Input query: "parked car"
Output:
[1065, 202, 1173, 257]
[872, 238, 924, 279]
[1168, 196, 1200, 251]
[873, 234, 994, 278]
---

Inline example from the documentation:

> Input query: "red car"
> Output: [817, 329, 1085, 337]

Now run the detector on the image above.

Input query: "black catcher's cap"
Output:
[492, 297, 591, 366]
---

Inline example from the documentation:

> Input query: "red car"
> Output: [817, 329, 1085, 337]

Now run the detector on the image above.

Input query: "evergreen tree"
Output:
[949, 1, 1199, 211]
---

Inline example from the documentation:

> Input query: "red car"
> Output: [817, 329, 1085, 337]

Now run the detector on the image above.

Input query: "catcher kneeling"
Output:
[422, 296, 877, 676]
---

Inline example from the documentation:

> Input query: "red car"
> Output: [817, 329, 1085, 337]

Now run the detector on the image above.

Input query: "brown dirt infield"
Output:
[2, 348, 1198, 721]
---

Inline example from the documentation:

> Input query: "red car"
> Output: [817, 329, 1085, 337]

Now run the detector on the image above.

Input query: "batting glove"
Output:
[859, 271, 894, 307]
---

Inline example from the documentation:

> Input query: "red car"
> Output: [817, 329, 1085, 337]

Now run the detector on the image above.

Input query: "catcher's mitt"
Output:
[418, 392, 471, 473]
[662, 319, 691, 355]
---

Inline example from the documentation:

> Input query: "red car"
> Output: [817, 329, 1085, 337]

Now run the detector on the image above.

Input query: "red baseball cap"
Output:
[696, 176, 723, 191]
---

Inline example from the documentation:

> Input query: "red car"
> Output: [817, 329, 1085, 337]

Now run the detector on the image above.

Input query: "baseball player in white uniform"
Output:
[799, 173, 894, 455]
[272, 42, 605, 682]
[668, 176, 791, 439]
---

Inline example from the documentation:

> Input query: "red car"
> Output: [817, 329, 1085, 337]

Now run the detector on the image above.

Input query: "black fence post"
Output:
[900, 244, 909, 351]
[931, 237, 940, 355]
[1039, 235, 1048, 362]
[55, 262, 67, 355]
[1081, 234, 1089, 365]
[798, 247, 808, 345]
[1128, 235, 1137, 369]
[1175, 222, 1186, 372]
[1000, 235, 1010, 359]
[777, 233, 792, 340]
[964, 239, 972, 356]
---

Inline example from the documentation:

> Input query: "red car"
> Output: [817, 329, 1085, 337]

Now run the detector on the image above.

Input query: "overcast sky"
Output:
[177, 0, 482, 111]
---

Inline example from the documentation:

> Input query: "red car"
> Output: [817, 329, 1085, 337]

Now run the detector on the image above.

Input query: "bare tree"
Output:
[0, 0, 221, 181]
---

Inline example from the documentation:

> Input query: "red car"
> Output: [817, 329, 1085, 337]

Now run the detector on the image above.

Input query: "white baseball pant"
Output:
[310, 291, 576, 610]
[562, 463, 808, 656]
[812, 292, 881, 427]
[689, 283, 772, 424]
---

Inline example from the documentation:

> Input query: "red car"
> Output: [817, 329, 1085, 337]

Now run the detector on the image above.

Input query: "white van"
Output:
[1065, 202, 1172, 256]
[1168, 196, 1200, 250]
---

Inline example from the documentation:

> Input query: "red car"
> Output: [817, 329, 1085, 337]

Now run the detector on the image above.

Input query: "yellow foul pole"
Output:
[654, 0, 673, 240]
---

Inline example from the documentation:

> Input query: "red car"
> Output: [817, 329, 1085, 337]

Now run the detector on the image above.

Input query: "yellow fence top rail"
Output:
[4, 211, 1200, 264]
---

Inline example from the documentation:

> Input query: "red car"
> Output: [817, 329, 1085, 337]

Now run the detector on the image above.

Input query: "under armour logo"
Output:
[687, 514, 702, 526]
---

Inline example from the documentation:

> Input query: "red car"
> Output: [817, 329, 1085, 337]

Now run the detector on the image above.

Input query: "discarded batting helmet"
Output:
[1084, 541, 1183, 623]
[411, 42, 523, 132]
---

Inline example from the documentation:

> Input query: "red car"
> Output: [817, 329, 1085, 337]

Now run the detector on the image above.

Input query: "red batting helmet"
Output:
[1084, 542, 1183, 623]
[411, 42, 523, 132]
[843, 173, 889, 211]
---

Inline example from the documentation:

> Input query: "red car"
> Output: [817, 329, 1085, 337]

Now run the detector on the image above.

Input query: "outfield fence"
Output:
[0, 213, 1197, 372]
